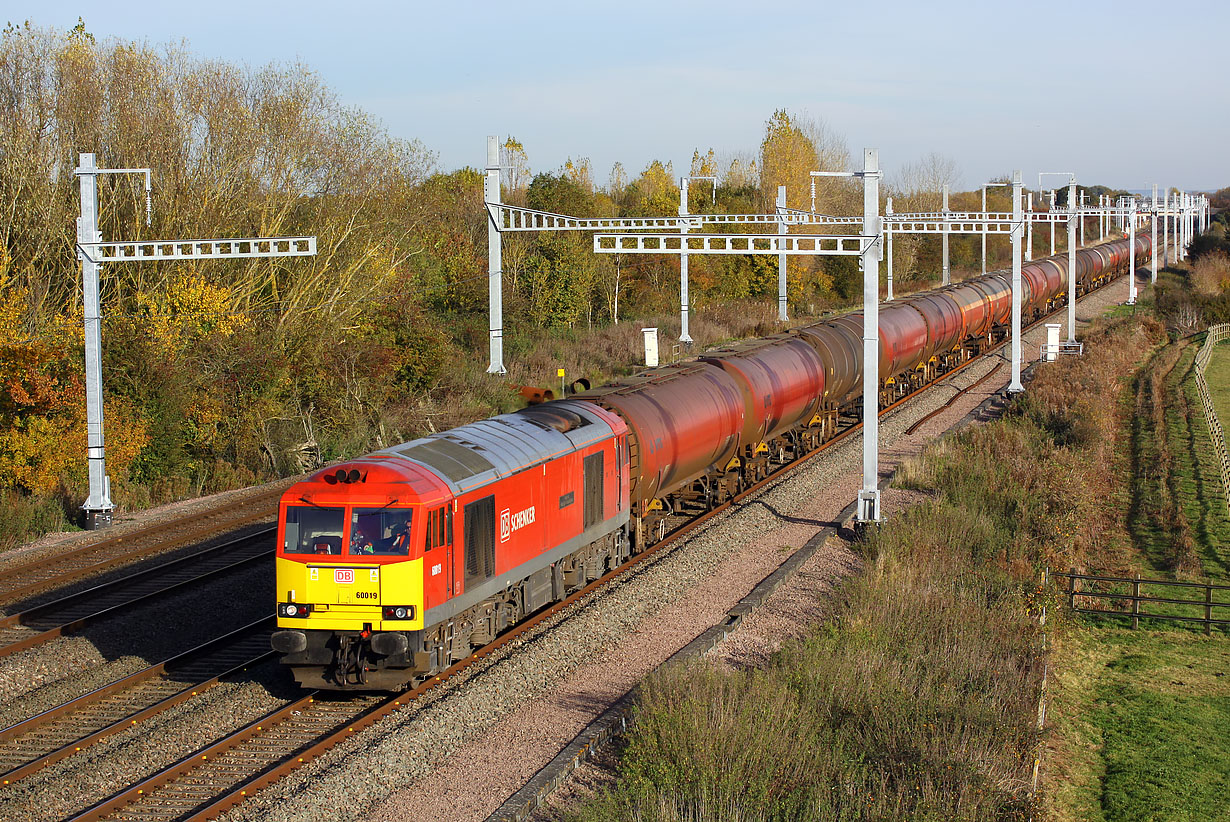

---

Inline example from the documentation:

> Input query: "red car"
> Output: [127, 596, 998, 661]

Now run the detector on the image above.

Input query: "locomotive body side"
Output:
[273, 401, 629, 689]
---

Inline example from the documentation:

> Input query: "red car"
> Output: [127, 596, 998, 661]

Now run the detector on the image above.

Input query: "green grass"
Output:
[1123, 338, 1230, 584]
[1049, 626, 1230, 822]
[1204, 341, 1230, 428]
[1173, 343, 1230, 580]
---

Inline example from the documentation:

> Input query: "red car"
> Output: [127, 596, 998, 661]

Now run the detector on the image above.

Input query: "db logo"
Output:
[500, 506, 536, 542]
[334, 568, 354, 584]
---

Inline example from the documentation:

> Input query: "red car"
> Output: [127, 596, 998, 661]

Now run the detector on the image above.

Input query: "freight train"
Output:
[271, 234, 1151, 689]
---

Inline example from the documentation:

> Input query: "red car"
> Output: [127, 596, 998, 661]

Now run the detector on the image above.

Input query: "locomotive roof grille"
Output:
[396, 439, 496, 483]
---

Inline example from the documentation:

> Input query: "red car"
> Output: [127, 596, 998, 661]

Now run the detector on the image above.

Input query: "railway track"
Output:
[0, 619, 274, 786]
[55, 312, 1051, 822]
[42, 272, 1133, 822]
[0, 532, 272, 661]
[0, 488, 281, 608]
[903, 361, 1005, 435]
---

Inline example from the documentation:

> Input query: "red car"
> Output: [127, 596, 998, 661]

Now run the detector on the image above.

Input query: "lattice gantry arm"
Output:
[886, 216, 1020, 234]
[489, 203, 866, 232]
[489, 204, 696, 231]
[78, 236, 316, 263]
[594, 233, 875, 256]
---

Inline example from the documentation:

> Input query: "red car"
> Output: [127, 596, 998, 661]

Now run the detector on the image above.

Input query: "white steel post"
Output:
[76, 153, 113, 529]
[886, 196, 894, 301]
[858, 148, 882, 525]
[1079, 193, 1086, 247]
[1177, 192, 1183, 260]
[1099, 195, 1105, 241]
[1067, 180, 1077, 343]
[1179, 192, 1185, 260]
[1050, 191, 1056, 256]
[1151, 185, 1159, 284]
[1026, 193, 1033, 261]
[679, 179, 692, 344]
[485, 136, 506, 374]
[1163, 191, 1170, 265]
[941, 183, 950, 286]
[777, 185, 788, 322]
[1127, 198, 1137, 305]
[981, 186, 987, 276]
[1009, 171, 1024, 393]
[1175, 190, 1185, 258]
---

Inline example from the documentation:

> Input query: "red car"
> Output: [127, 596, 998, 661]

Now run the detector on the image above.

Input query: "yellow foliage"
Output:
[136, 272, 250, 354]
[759, 109, 818, 210]
[0, 396, 149, 497]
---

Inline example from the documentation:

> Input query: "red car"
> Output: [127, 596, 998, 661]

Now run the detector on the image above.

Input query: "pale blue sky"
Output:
[8, 0, 1226, 191]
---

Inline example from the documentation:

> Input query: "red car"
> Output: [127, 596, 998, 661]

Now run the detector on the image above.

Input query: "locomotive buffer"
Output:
[74, 152, 317, 529]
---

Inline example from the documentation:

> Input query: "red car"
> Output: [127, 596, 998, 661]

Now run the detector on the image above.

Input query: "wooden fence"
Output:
[1193, 323, 1230, 510]
[1054, 569, 1230, 634]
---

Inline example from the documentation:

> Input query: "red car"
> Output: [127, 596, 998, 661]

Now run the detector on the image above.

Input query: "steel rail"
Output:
[903, 362, 1004, 435]
[0, 532, 272, 661]
[0, 618, 275, 785]
[64, 262, 1135, 822]
[0, 488, 281, 605]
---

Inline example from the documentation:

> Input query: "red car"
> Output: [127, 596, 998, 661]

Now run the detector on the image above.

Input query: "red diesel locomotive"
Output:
[272, 235, 1150, 689]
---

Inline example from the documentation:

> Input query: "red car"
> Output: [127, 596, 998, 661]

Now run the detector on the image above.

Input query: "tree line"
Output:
[0, 20, 1138, 540]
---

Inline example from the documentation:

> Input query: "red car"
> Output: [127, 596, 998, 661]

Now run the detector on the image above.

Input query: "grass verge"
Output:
[1046, 626, 1230, 822]
[565, 317, 1164, 822]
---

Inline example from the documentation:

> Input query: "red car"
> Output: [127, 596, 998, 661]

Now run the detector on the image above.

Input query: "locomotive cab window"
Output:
[350, 509, 412, 556]
[425, 507, 454, 551]
[283, 506, 344, 555]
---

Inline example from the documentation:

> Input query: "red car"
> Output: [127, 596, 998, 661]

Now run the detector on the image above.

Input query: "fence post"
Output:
[1132, 574, 1141, 630]
[1069, 567, 1077, 610]
[1207, 584, 1213, 636]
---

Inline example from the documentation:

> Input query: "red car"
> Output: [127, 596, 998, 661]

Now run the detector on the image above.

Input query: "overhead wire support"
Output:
[593, 233, 875, 256]
[487, 202, 865, 231]
[78, 237, 316, 262]
[73, 152, 318, 529]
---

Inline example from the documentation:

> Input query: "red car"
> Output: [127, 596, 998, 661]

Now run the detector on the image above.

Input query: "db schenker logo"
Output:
[499, 505, 536, 542]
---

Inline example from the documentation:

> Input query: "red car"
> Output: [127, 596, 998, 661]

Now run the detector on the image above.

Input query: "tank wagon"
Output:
[272, 236, 1150, 689]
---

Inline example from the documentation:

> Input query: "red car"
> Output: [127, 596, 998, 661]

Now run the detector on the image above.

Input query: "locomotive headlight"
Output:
[285, 604, 298, 617]
[382, 605, 415, 620]
[394, 607, 408, 619]
[279, 603, 312, 618]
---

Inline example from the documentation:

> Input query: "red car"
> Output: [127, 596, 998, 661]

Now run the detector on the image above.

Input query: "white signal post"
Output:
[979, 185, 988, 275]
[1068, 179, 1077, 343]
[678, 175, 717, 343]
[777, 185, 788, 321]
[1163, 191, 1170, 265]
[1026, 193, 1033, 262]
[1126, 196, 1138, 305]
[885, 196, 894, 301]
[485, 136, 506, 373]
[1039, 173, 1078, 343]
[1009, 172, 1025, 392]
[679, 179, 692, 344]
[74, 152, 316, 529]
[858, 149, 883, 526]
[941, 184, 950, 286]
[1151, 184, 1159, 284]
[981, 186, 987, 276]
